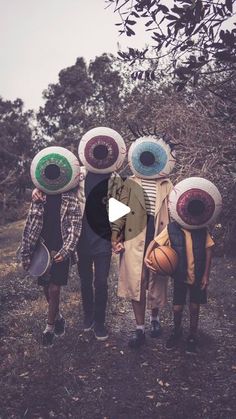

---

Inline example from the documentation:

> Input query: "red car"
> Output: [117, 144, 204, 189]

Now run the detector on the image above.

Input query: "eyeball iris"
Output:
[84, 135, 119, 170]
[128, 138, 175, 179]
[31, 146, 80, 194]
[131, 141, 167, 178]
[169, 177, 222, 229]
[177, 188, 215, 226]
[79, 127, 126, 174]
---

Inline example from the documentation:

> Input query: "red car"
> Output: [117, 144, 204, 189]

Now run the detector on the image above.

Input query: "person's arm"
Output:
[20, 205, 33, 270]
[201, 247, 213, 290]
[111, 232, 125, 254]
[54, 194, 82, 262]
[20, 201, 44, 269]
[111, 181, 130, 253]
[144, 239, 158, 272]
[144, 226, 169, 271]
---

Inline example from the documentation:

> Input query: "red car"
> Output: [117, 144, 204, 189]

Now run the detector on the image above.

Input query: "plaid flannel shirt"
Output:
[20, 190, 82, 270]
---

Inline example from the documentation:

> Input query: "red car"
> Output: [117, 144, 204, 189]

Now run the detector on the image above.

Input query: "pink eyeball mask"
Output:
[78, 127, 126, 174]
[128, 137, 176, 179]
[169, 177, 222, 229]
[30, 146, 80, 194]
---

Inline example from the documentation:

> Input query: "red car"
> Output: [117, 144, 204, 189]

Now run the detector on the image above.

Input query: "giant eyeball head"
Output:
[169, 177, 222, 229]
[30, 146, 80, 194]
[78, 127, 126, 174]
[128, 137, 175, 179]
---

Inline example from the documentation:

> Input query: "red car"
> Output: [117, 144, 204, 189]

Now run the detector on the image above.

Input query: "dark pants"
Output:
[78, 252, 111, 324]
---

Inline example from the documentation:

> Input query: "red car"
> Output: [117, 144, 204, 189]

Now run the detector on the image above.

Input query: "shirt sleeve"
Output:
[206, 232, 215, 248]
[154, 226, 170, 246]
[111, 180, 130, 239]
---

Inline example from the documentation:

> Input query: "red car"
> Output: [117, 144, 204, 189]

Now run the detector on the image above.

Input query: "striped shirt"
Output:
[141, 179, 157, 215]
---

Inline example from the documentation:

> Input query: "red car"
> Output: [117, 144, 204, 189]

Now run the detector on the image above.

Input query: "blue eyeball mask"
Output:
[78, 127, 126, 174]
[30, 146, 80, 194]
[128, 137, 176, 179]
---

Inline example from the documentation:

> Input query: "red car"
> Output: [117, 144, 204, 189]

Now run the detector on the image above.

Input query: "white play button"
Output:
[108, 198, 131, 222]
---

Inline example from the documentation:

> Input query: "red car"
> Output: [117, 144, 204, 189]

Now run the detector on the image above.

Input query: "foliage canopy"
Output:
[106, 0, 236, 95]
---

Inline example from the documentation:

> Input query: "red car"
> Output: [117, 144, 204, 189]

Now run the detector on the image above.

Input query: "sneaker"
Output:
[42, 331, 54, 348]
[54, 317, 66, 337]
[94, 323, 108, 341]
[83, 316, 94, 332]
[128, 329, 146, 349]
[150, 320, 162, 338]
[165, 329, 182, 351]
[186, 335, 197, 355]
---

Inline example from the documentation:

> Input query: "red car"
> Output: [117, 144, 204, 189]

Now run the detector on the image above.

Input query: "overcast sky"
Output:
[1, 1, 233, 111]
[0, 0, 152, 110]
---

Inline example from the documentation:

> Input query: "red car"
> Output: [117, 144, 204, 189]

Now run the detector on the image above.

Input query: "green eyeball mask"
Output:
[30, 146, 80, 194]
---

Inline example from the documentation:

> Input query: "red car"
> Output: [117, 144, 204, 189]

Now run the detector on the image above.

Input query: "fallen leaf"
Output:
[141, 361, 149, 367]
[19, 372, 29, 377]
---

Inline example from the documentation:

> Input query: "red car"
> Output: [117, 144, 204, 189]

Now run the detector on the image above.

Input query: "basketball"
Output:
[149, 246, 178, 275]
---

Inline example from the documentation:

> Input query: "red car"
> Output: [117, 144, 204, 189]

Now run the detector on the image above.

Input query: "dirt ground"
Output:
[0, 220, 236, 419]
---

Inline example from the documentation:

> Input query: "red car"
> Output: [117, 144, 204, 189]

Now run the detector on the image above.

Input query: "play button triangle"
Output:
[108, 198, 131, 222]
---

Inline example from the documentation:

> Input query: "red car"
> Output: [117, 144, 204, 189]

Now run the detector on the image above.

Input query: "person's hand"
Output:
[112, 240, 125, 254]
[54, 253, 64, 263]
[32, 188, 45, 202]
[22, 262, 30, 271]
[144, 255, 156, 273]
[201, 274, 209, 290]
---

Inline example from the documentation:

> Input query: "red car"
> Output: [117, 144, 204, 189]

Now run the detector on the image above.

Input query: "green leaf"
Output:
[126, 20, 136, 25]
[126, 27, 135, 36]
[165, 14, 178, 21]
[145, 20, 154, 27]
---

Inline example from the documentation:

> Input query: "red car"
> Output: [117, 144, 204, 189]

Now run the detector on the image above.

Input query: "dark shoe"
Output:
[186, 335, 197, 355]
[83, 316, 94, 332]
[54, 317, 66, 337]
[94, 323, 108, 341]
[42, 331, 54, 347]
[128, 330, 146, 349]
[165, 329, 182, 351]
[150, 320, 162, 338]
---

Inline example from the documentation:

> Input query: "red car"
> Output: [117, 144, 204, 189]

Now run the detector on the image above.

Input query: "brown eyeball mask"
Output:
[78, 127, 126, 174]
[168, 177, 222, 229]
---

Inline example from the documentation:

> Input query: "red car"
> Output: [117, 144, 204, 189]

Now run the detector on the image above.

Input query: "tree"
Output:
[0, 98, 34, 221]
[37, 54, 125, 151]
[106, 0, 236, 94]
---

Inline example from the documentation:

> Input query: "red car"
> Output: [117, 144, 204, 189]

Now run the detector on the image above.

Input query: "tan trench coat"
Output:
[111, 176, 173, 308]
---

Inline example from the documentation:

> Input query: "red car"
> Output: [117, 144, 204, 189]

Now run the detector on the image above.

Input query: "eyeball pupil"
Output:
[44, 164, 60, 180]
[140, 151, 155, 166]
[188, 199, 205, 216]
[93, 144, 109, 160]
